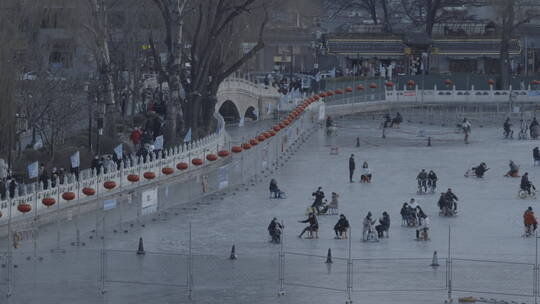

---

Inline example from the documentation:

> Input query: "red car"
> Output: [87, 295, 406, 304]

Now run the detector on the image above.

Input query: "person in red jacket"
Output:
[130, 127, 142, 147]
[524, 206, 538, 236]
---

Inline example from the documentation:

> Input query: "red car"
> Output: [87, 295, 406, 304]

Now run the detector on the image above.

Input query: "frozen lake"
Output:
[2, 116, 539, 304]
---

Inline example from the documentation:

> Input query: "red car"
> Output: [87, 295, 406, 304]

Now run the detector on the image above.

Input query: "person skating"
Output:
[311, 187, 325, 214]
[298, 213, 319, 239]
[444, 188, 459, 212]
[416, 211, 430, 240]
[427, 170, 437, 192]
[268, 218, 283, 243]
[521, 172, 536, 195]
[362, 212, 376, 241]
[505, 160, 519, 177]
[360, 161, 372, 182]
[417, 169, 428, 193]
[534, 147, 540, 166]
[349, 154, 355, 183]
[375, 212, 390, 238]
[334, 214, 350, 239]
[524, 207, 538, 236]
[462, 118, 471, 144]
[503, 117, 513, 139]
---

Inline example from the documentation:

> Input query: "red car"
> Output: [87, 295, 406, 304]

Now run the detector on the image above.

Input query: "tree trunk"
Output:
[381, 0, 392, 33]
[499, 0, 515, 90]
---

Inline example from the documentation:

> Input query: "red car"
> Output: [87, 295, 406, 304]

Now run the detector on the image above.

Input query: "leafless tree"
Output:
[149, 0, 269, 142]
[400, 0, 479, 36]
[326, 0, 393, 32]
[494, 0, 540, 88]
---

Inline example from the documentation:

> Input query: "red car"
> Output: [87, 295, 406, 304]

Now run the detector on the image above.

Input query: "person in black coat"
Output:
[349, 154, 355, 183]
[444, 188, 459, 211]
[311, 187, 325, 214]
[0, 178, 6, 200]
[334, 214, 350, 239]
[268, 218, 283, 243]
[521, 172, 536, 194]
[533, 147, 540, 165]
[298, 213, 319, 238]
[427, 170, 437, 190]
[8, 179, 17, 199]
[375, 212, 390, 238]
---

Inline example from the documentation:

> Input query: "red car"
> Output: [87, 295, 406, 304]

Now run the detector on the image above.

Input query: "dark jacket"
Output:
[349, 157, 355, 170]
[300, 215, 319, 229]
[268, 221, 283, 234]
[427, 171, 437, 181]
[521, 175, 531, 189]
[379, 214, 390, 229]
[334, 218, 350, 231]
[417, 171, 427, 181]
[534, 148, 540, 161]
[312, 190, 325, 205]
[444, 191, 458, 202]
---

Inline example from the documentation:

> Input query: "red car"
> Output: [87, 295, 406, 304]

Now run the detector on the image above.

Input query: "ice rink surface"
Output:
[3, 117, 540, 304]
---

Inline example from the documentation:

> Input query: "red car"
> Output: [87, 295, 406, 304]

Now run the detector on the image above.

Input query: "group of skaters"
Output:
[503, 117, 540, 140]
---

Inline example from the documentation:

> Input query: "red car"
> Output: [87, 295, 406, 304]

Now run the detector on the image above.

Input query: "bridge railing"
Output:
[220, 77, 280, 97]
[385, 87, 539, 103]
[0, 128, 228, 223]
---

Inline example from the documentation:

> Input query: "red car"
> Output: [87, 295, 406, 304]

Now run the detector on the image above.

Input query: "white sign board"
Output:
[141, 188, 158, 215]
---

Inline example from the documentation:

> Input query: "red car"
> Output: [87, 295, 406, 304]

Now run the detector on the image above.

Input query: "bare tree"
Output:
[326, 0, 393, 32]
[400, 0, 478, 36]
[150, 0, 269, 142]
[495, 0, 540, 88]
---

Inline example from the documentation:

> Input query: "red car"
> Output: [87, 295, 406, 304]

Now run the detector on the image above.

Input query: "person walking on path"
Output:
[349, 154, 356, 183]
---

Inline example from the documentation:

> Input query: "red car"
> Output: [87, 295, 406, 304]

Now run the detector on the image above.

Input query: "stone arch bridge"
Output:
[216, 78, 281, 123]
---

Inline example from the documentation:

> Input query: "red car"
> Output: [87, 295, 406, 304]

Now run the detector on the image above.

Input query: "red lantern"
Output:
[18, 203, 31, 213]
[345, 87, 353, 93]
[218, 150, 230, 157]
[103, 181, 116, 190]
[242, 143, 252, 150]
[250, 139, 259, 146]
[370, 83, 378, 89]
[144, 172, 156, 179]
[319, 92, 327, 98]
[314, 95, 320, 100]
[385, 82, 394, 87]
[206, 154, 218, 161]
[444, 79, 453, 86]
[232, 146, 243, 153]
[488, 79, 495, 85]
[257, 135, 266, 142]
[177, 162, 189, 170]
[264, 132, 271, 139]
[62, 192, 76, 201]
[127, 174, 140, 182]
[42, 197, 56, 207]
[357, 84, 364, 91]
[284, 120, 290, 126]
[162, 167, 174, 175]
[273, 125, 281, 132]
[279, 122, 286, 128]
[407, 80, 415, 87]
[192, 158, 203, 166]
[326, 91, 334, 96]
[82, 187, 96, 196]
[531, 80, 540, 85]
[335, 89, 343, 94]
[268, 130, 276, 136]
